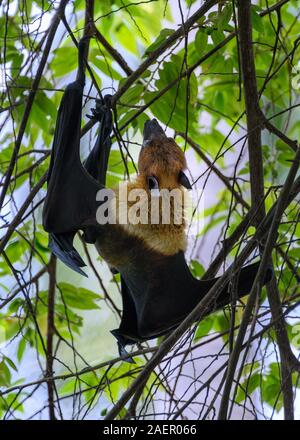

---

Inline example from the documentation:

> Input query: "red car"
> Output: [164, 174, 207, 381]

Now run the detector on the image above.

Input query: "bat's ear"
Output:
[143, 119, 167, 145]
[178, 170, 192, 189]
[147, 175, 160, 196]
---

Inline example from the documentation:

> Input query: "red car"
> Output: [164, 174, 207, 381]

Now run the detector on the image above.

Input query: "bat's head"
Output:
[138, 119, 192, 192]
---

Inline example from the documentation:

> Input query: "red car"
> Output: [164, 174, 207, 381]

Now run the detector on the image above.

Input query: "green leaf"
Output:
[93, 57, 122, 80]
[108, 149, 136, 176]
[236, 373, 260, 404]
[195, 29, 208, 54]
[144, 28, 174, 56]
[251, 6, 264, 34]
[241, 361, 260, 377]
[51, 46, 78, 77]
[217, 4, 233, 31]
[190, 260, 205, 278]
[3, 356, 18, 372]
[194, 316, 214, 342]
[119, 84, 144, 106]
[58, 283, 102, 310]
[211, 30, 224, 45]
[0, 360, 11, 387]
[1, 317, 20, 341]
[213, 313, 230, 333]
[117, 24, 138, 55]
[35, 92, 57, 118]
[144, 55, 198, 131]
[261, 363, 283, 411]
[17, 338, 27, 363]
[215, 91, 224, 112]
[59, 378, 77, 395]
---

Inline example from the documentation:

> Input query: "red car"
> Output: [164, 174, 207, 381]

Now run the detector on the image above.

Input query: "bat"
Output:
[95, 119, 273, 356]
[43, 39, 273, 358]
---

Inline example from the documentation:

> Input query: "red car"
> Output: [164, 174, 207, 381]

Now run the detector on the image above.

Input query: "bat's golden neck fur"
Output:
[113, 137, 189, 256]
[138, 137, 187, 181]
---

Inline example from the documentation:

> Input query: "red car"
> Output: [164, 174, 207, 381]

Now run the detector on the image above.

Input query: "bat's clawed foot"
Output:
[117, 343, 135, 364]
[87, 95, 112, 122]
[86, 101, 103, 121]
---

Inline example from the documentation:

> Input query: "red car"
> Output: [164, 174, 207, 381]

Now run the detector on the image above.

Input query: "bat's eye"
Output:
[147, 176, 160, 195]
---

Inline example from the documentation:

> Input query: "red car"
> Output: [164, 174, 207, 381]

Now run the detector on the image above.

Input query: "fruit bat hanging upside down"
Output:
[43, 38, 272, 357]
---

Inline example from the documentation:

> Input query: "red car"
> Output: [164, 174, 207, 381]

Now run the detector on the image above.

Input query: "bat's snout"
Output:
[143, 119, 166, 144]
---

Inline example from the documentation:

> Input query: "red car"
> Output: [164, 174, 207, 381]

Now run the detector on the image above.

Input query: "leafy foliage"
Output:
[0, 0, 300, 420]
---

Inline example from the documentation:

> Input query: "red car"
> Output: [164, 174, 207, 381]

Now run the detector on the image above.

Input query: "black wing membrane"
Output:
[42, 38, 113, 275]
[111, 252, 273, 353]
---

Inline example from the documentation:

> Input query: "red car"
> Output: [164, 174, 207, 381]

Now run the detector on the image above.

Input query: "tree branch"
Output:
[220, 0, 298, 420]
[218, 145, 300, 419]
[0, 0, 69, 211]
[81, 0, 219, 135]
[46, 255, 57, 420]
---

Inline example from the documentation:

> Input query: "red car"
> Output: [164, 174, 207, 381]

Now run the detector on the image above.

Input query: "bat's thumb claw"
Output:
[111, 329, 136, 364]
